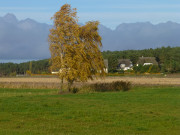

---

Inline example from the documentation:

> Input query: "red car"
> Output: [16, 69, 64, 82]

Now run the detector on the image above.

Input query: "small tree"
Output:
[49, 4, 105, 92]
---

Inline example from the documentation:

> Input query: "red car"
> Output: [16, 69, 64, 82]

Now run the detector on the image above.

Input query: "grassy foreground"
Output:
[0, 87, 179, 135]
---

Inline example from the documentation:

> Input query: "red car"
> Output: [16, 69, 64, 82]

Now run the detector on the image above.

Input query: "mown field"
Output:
[0, 87, 179, 135]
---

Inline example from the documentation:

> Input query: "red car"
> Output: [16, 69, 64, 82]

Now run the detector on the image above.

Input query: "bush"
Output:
[9, 72, 17, 77]
[91, 81, 131, 92]
[26, 70, 32, 76]
[71, 87, 79, 94]
[118, 70, 124, 74]
[133, 65, 160, 73]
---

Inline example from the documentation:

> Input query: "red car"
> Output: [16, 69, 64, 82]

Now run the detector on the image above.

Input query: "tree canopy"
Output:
[49, 4, 105, 91]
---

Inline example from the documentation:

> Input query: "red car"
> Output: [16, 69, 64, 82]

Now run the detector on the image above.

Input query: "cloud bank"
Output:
[0, 13, 180, 59]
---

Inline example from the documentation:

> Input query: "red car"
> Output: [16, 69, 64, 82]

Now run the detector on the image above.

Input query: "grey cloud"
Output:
[0, 13, 51, 59]
[100, 21, 180, 51]
[0, 13, 180, 60]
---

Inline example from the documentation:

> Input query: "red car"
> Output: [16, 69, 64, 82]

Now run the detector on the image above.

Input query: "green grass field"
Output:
[0, 87, 179, 135]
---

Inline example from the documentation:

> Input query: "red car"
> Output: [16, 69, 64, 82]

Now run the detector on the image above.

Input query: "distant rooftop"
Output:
[137, 57, 158, 65]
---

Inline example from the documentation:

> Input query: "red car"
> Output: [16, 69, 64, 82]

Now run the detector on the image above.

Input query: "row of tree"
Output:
[0, 59, 50, 76]
[102, 46, 180, 73]
[0, 46, 179, 76]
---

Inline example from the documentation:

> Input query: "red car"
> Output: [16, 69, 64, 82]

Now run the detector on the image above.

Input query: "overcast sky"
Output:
[0, 0, 180, 29]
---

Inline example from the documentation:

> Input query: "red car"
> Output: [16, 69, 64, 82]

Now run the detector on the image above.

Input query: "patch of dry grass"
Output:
[0, 76, 180, 89]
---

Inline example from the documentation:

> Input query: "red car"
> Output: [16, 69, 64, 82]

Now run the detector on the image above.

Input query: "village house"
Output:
[117, 59, 133, 71]
[136, 56, 158, 66]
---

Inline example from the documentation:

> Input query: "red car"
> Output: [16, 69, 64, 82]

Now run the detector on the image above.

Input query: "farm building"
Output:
[117, 59, 133, 70]
[136, 57, 158, 66]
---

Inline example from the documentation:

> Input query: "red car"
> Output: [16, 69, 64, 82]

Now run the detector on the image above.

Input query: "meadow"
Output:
[0, 87, 179, 135]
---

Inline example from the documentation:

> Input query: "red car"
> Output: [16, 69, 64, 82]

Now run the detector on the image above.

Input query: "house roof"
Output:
[137, 57, 158, 65]
[118, 59, 132, 67]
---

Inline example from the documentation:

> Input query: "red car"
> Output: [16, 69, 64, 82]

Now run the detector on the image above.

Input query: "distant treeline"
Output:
[0, 59, 50, 76]
[0, 46, 180, 76]
[102, 46, 180, 73]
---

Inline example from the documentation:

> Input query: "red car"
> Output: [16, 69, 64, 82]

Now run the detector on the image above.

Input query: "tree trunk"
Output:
[59, 77, 64, 94]
[59, 51, 64, 94]
[67, 80, 73, 92]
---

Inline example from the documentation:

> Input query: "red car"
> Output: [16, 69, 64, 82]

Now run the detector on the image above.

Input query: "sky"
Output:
[0, 0, 180, 29]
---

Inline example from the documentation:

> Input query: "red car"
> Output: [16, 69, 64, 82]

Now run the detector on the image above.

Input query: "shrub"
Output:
[118, 70, 124, 74]
[10, 72, 17, 77]
[133, 65, 160, 73]
[26, 70, 32, 76]
[91, 81, 131, 92]
[71, 87, 79, 94]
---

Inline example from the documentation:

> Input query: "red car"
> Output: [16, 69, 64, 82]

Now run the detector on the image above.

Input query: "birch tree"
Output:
[49, 4, 105, 92]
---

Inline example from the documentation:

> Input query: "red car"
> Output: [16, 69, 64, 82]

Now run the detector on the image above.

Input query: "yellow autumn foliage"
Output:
[49, 4, 105, 90]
